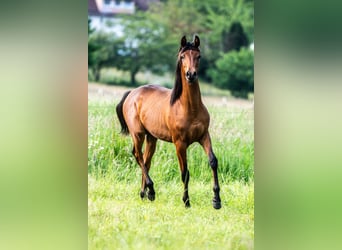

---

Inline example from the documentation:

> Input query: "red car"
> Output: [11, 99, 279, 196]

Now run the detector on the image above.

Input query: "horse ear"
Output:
[180, 36, 187, 48]
[194, 35, 200, 48]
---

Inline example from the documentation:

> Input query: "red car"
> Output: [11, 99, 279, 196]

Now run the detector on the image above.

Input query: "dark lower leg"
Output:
[140, 166, 155, 200]
[140, 175, 147, 198]
[175, 142, 190, 208]
[210, 153, 221, 209]
[182, 169, 190, 207]
[142, 135, 156, 201]
[132, 137, 155, 201]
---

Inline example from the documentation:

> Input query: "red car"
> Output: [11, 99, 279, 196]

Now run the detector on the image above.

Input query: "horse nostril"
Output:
[193, 72, 197, 77]
[186, 71, 191, 77]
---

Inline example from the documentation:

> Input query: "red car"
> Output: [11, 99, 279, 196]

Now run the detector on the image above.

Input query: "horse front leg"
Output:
[175, 141, 190, 208]
[200, 132, 221, 209]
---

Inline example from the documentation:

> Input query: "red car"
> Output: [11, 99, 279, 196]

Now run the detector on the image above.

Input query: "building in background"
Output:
[88, 0, 157, 33]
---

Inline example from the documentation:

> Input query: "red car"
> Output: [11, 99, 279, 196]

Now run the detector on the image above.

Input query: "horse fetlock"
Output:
[185, 201, 191, 208]
[146, 179, 154, 189]
[183, 196, 191, 208]
[140, 190, 146, 199]
[213, 186, 220, 193]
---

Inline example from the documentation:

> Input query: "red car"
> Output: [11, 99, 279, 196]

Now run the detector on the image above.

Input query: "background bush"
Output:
[209, 48, 254, 98]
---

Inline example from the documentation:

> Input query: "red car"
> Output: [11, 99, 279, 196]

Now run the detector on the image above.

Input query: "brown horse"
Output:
[116, 35, 221, 209]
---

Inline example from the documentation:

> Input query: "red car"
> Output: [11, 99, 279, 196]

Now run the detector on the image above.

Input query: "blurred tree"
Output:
[204, 0, 254, 46]
[88, 32, 117, 82]
[114, 11, 175, 85]
[199, 0, 253, 78]
[208, 48, 254, 98]
[222, 22, 249, 52]
[88, 19, 98, 68]
[142, 1, 210, 79]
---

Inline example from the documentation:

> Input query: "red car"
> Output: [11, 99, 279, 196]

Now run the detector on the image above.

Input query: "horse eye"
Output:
[197, 55, 201, 59]
[180, 55, 185, 60]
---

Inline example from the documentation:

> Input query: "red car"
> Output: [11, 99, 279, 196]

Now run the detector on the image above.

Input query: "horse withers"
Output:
[116, 35, 221, 209]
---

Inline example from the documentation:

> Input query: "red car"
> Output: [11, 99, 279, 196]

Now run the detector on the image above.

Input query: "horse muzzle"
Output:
[185, 71, 197, 83]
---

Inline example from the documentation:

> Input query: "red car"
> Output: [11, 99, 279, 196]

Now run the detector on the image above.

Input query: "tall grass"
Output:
[88, 100, 253, 183]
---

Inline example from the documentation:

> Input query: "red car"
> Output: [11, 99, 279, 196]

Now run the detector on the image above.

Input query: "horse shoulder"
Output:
[198, 104, 210, 125]
[168, 104, 209, 144]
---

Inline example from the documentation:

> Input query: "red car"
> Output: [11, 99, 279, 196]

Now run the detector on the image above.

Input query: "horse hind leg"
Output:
[141, 134, 157, 200]
[131, 132, 155, 201]
[132, 146, 146, 199]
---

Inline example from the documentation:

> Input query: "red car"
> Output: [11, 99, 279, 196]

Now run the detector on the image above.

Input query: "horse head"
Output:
[178, 35, 201, 83]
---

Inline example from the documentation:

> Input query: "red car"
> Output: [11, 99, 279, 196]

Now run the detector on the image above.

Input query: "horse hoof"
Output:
[147, 191, 155, 201]
[185, 201, 191, 208]
[140, 191, 145, 199]
[213, 201, 221, 209]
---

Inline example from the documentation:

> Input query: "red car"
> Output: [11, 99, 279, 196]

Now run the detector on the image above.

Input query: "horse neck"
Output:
[180, 68, 202, 112]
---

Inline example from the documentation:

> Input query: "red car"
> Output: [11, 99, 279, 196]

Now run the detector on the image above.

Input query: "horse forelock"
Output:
[179, 43, 200, 54]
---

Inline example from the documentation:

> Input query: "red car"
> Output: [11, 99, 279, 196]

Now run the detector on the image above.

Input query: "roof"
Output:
[88, 0, 159, 17]
[88, 0, 101, 16]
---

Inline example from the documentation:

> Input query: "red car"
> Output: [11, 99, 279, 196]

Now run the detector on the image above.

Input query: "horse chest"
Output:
[169, 104, 209, 143]
[172, 118, 206, 143]
[189, 121, 206, 140]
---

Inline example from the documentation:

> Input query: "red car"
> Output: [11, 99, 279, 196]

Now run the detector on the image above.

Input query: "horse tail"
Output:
[116, 91, 131, 135]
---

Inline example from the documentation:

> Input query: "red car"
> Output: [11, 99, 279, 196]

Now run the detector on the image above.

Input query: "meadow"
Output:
[88, 82, 254, 249]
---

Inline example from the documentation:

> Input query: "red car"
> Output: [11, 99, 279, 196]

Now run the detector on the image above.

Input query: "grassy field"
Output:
[88, 83, 254, 249]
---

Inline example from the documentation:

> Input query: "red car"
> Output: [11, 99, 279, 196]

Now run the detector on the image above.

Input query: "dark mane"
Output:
[170, 59, 182, 105]
[170, 44, 200, 105]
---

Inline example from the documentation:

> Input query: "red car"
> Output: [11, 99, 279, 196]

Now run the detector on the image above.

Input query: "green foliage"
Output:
[88, 0, 254, 91]
[113, 11, 176, 85]
[204, 0, 254, 45]
[88, 19, 98, 68]
[197, 0, 254, 80]
[209, 48, 254, 98]
[88, 31, 122, 81]
[223, 22, 249, 52]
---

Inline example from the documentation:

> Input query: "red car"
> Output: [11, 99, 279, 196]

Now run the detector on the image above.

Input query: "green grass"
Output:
[88, 176, 254, 250]
[88, 85, 254, 249]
